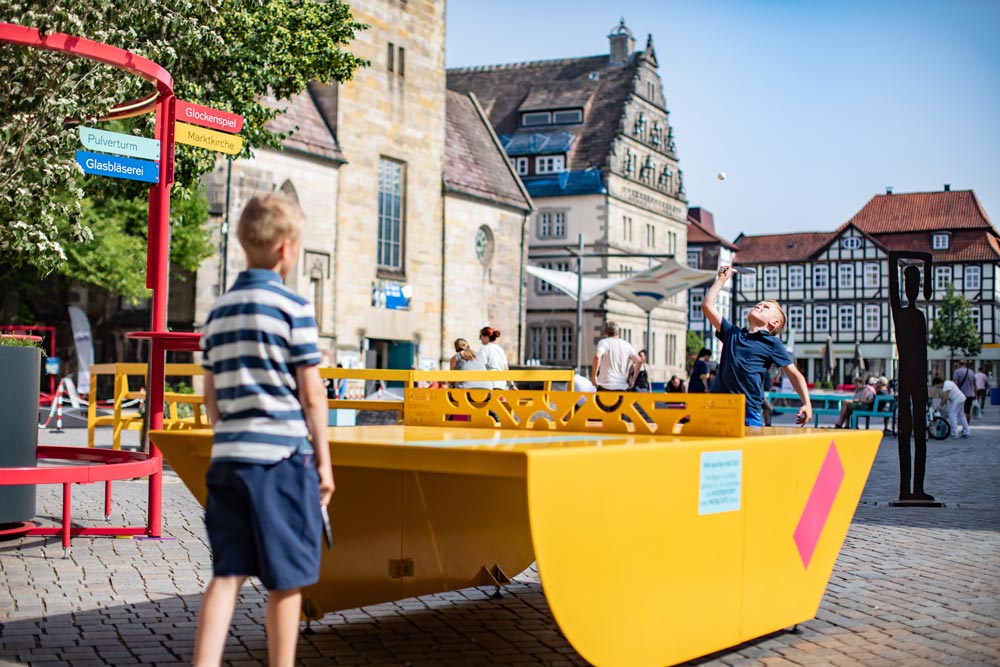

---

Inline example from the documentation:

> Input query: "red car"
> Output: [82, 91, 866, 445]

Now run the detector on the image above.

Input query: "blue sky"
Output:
[446, 0, 1000, 242]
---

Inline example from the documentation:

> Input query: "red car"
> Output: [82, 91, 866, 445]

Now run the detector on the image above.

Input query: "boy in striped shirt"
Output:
[195, 193, 334, 667]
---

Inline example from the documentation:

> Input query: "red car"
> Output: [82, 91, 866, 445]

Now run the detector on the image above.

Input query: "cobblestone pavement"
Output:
[1, 405, 998, 666]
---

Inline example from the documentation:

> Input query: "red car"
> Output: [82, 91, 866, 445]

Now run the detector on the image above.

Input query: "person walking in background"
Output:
[196, 193, 334, 667]
[953, 360, 977, 423]
[688, 348, 712, 393]
[975, 365, 990, 413]
[702, 266, 812, 427]
[591, 321, 642, 392]
[933, 376, 970, 438]
[450, 339, 492, 389]
[630, 349, 651, 392]
[477, 326, 512, 389]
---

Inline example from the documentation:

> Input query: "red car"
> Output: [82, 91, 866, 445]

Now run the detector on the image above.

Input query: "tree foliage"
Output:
[685, 330, 705, 368]
[1, 0, 367, 291]
[929, 283, 981, 360]
[64, 190, 209, 299]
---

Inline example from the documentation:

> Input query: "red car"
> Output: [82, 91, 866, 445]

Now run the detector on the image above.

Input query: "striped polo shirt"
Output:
[200, 269, 321, 463]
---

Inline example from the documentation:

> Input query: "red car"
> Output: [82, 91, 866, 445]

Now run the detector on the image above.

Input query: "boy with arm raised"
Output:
[702, 266, 812, 427]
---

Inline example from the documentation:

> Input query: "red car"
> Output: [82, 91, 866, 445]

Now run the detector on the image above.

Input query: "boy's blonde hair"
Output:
[236, 193, 305, 267]
[765, 300, 787, 335]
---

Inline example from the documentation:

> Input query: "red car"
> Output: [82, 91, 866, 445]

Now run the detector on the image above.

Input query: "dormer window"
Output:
[522, 111, 551, 127]
[521, 108, 583, 127]
[535, 155, 565, 174]
[932, 233, 950, 250]
[552, 109, 583, 124]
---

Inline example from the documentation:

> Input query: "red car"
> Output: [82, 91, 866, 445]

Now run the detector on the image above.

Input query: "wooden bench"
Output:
[849, 394, 896, 431]
[88, 363, 206, 450]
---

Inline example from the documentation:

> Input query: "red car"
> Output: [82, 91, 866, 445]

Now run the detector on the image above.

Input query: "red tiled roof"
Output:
[733, 232, 835, 264]
[687, 217, 738, 250]
[847, 189, 992, 234]
[876, 230, 1000, 261]
[265, 92, 343, 163]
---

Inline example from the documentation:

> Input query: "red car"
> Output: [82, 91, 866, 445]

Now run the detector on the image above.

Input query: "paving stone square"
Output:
[1, 407, 998, 666]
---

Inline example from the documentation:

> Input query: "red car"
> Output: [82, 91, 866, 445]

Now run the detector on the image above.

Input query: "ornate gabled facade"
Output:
[194, 0, 531, 372]
[732, 188, 1000, 384]
[447, 20, 690, 380]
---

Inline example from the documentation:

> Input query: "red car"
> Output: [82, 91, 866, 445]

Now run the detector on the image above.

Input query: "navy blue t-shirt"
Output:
[711, 319, 793, 418]
[688, 359, 709, 393]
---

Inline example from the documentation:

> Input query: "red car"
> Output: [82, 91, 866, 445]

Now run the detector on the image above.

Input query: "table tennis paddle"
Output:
[321, 505, 334, 550]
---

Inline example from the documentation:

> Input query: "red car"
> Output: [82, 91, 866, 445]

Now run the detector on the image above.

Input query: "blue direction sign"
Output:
[78, 126, 160, 160]
[75, 150, 159, 183]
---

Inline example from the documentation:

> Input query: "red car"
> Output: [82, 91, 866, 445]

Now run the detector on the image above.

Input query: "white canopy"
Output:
[526, 259, 717, 312]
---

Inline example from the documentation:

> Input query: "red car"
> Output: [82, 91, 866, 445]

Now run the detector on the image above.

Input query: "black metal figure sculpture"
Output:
[888, 251, 936, 503]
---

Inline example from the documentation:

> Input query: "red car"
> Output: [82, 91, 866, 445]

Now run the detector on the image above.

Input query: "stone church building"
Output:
[192, 0, 532, 371]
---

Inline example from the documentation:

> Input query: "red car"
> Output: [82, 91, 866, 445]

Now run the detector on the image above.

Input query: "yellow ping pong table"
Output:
[151, 388, 880, 667]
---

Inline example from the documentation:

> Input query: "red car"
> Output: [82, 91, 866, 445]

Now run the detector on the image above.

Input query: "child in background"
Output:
[702, 266, 812, 427]
[196, 193, 335, 667]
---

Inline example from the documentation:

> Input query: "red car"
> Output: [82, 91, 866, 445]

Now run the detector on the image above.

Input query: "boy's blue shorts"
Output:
[205, 452, 322, 591]
[745, 411, 764, 427]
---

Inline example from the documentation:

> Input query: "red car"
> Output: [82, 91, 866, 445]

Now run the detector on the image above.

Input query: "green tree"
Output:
[929, 283, 981, 361]
[62, 190, 208, 299]
[1, 0, 367, 290]
[686, 330, 705, 369]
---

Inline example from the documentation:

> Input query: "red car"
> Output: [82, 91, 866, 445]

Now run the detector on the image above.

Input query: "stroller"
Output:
[888, 398, 950, 440]
[926, 399, 951, 440]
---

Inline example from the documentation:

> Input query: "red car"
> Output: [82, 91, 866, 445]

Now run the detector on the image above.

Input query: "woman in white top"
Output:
[477, 326, 511, 389]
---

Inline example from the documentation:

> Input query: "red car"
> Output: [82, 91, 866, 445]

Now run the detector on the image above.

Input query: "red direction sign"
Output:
[175, 100, 244, 134]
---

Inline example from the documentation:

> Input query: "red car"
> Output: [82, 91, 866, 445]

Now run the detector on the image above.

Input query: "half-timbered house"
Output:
[732, 188, 999, 384]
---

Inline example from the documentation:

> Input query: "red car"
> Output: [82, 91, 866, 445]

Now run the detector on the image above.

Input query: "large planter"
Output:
[0, 345, 40, 523]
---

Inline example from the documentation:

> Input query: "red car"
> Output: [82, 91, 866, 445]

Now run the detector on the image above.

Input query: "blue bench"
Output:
[849, 395, 896, 430]
[767, 392, 848, 427]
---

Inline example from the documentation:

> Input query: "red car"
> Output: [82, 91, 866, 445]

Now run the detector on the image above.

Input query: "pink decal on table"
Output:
[793, 441, 845, 569]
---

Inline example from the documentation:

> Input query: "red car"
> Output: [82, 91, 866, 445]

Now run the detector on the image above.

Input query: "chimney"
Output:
[886, 186, 893, 195]
[944, 184, 951, 191]
[608, 18, 634, 67]
[688, 207, 715, 232]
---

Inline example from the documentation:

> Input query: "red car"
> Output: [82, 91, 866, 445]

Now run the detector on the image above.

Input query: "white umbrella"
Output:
[525, 259, 717, 312]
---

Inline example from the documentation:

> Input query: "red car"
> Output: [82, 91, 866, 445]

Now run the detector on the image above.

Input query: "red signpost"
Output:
[0, 22, 243, 543]
[176, 99, 245, 133]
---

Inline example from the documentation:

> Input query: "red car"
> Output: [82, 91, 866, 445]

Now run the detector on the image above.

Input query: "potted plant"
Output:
[0, 334, 42, 525]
